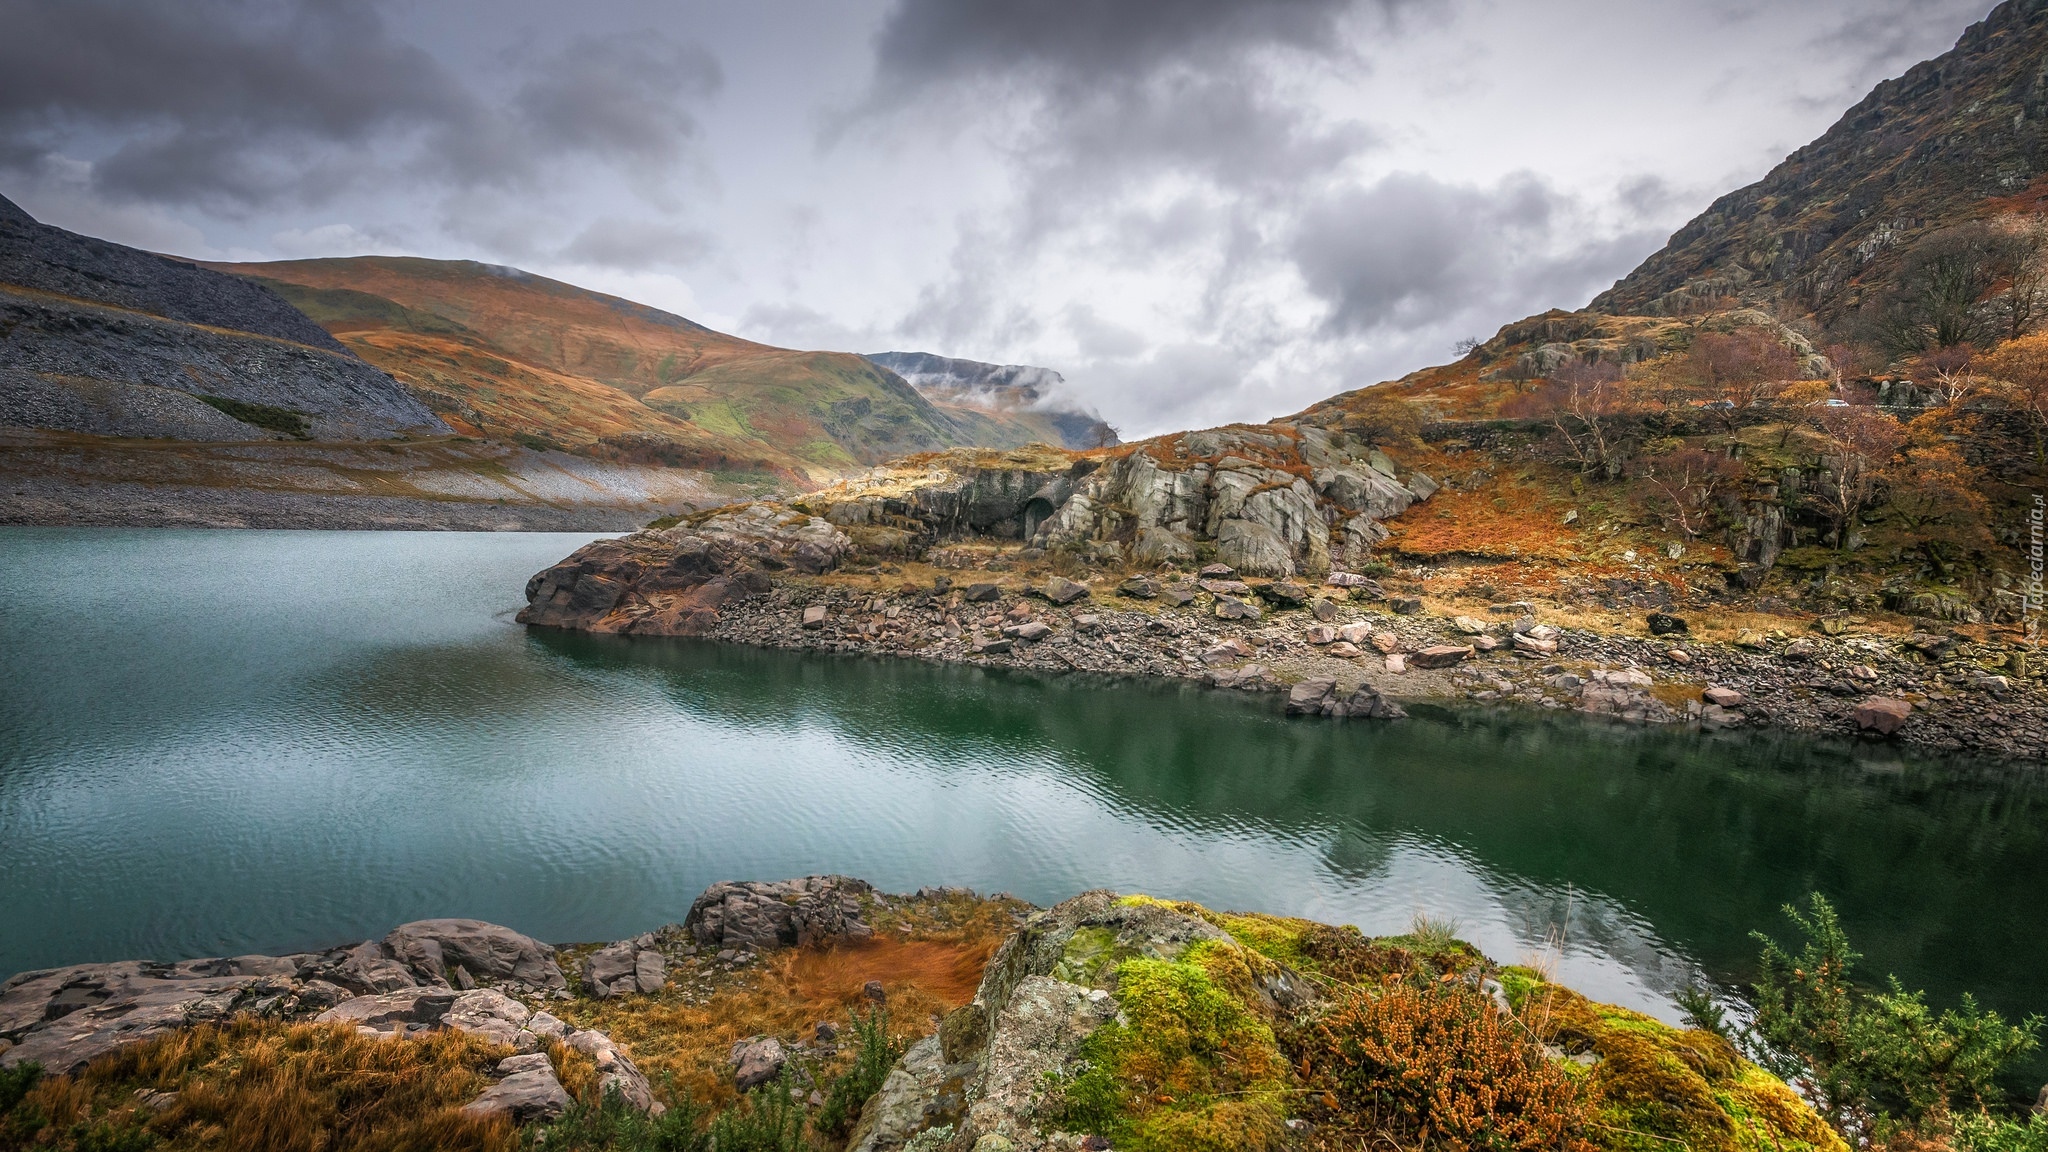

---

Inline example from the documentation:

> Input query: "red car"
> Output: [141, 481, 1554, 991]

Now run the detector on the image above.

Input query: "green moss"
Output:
[1530, 982, 1847, 1152]
[1047, 950, 1290, 1152]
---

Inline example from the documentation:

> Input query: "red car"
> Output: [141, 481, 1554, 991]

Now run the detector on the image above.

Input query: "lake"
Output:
[2, 528, 2042, 1086]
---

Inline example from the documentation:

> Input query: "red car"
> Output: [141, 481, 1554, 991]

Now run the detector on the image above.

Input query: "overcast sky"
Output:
[0, 0, 1997, 434]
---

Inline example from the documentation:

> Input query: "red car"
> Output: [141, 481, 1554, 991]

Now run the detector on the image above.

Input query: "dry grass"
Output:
[556, 893, 1020, 1110]
[2, 1019, 515, 1152]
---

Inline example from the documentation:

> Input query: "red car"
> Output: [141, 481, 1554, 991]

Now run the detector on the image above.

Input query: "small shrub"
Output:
[513, 431, 565, 453]
[1674, 982, 1731, 1040]
[197, 394, 312, 439]
[1750, 894, 2041, 1135]
[0, 1063, 40, 1116]
[704, 1069, 805, 1152]
[1952, 1112, 2048, 1152]
[522, 1085, 708, 1151]
[816, 1008, 906, 1139]
[1297, 976, 1596, 1152]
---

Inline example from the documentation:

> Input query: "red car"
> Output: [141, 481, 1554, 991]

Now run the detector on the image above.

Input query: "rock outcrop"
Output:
[0, 918, 563, 1074]
[683, 876, 876, 952]
[847, 891, 1311, 1152]
[518, 503, 850, 636]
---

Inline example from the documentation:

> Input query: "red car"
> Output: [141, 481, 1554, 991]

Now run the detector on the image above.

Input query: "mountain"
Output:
[1284, 0, 2048, 627]
[216, 258, 1093, 480]
[864, 350, 1113, 448]
[0, 194, 441, 441]
[1593, 0, 2048, 329]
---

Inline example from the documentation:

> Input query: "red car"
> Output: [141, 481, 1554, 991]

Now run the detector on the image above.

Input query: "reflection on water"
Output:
[2, 527, 2043, 1087]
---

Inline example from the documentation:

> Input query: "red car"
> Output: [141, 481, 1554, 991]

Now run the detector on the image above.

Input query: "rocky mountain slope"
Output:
[216, 258, 1097, 480]
[0, 195, 442, 441]
[864, 351, 1112, 449]
[1593, 0, 2048, 324]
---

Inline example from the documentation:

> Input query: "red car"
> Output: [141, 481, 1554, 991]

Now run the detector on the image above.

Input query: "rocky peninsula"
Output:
[515, 432, 2048, 761]
[0, 876, 1852, 1152]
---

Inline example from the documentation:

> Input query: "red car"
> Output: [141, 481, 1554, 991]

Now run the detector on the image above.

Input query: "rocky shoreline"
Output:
[0, 877, 1856, 1152]
[517, 505, 2048, 762]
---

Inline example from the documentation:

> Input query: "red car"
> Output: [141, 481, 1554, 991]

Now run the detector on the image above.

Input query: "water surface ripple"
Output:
[2, 528, 2042, 1085]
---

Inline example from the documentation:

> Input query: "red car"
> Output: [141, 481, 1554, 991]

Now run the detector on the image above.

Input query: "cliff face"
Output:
[0, 196, 442, 441]
[1593, 0, 2048, 323]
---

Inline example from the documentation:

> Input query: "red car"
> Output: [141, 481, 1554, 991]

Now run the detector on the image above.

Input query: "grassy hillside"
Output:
[211, 257, 1077, 484]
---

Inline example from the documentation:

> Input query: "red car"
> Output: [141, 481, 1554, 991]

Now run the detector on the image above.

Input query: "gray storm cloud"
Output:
[0, 0, 2002, 433]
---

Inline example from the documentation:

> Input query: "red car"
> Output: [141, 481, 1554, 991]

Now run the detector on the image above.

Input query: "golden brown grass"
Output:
[2, 1019, 515, 1152]
[555, 893, 1020, 1111]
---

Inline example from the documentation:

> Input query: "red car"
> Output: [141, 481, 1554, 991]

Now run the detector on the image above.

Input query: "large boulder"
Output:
[683, 876, 876, 952]
[582, 934, 669, 999]
[382, 919, 566, 992]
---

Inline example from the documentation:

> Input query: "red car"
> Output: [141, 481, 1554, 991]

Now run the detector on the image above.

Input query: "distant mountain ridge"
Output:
[865, 350, 1112, 447]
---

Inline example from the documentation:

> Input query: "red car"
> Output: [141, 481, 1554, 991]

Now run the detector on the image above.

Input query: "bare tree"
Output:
[1633, 447, 1743, 539]
[1808, 406, 1905, 550]
[1503, 360, 1630, 476]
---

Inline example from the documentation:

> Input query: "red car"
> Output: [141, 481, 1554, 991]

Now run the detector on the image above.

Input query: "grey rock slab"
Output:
[462, 1068, 572, 1124]
[442, 989, 532, 1046]
[383, 919, 566, 991]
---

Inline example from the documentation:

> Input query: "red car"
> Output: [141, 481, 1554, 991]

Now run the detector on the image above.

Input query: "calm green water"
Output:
[2, 529, 2043, 1084]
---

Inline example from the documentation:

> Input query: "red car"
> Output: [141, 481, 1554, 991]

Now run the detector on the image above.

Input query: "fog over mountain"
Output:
[0, 0, 1995, 434]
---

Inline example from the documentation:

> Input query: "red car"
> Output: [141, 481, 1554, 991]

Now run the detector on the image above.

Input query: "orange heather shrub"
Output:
[1297, 976, 1597, 1152]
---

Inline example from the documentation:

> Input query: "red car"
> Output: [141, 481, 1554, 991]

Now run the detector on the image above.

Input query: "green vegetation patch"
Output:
[196, 394, 312, 439]
[1047, 945, 1291, 1152]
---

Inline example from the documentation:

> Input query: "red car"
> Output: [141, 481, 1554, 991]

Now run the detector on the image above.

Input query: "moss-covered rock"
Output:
[871, 893, 1847, 1152]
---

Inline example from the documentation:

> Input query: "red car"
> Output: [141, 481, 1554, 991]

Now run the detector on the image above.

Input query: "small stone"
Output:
[1328, 641, 1363, 658]
[1368, 631, 1401, 654]
[1852, 697, 1913, 735]
[1703, 686, 1746, 707]
[1390, 597, 1424, 615]
[1198, 563, 1236, 578]
[730, 1036, 788, 1091]
[1118, 576, 1158, 599]
[1039, 577, 1090, 605]
[1214, 595, 1262, 621]
[1304, 625, 1338, 645]
[1004, 621, 1054, 642]
[1411, 645, 1474, 669]
[863, 980, 887, 1004]
[962, 583, 1001, 603]
[801, 606, 828, 629]
[1385, 653, 1408, 673]
[1256, 582, 1311, 607]
[1337, 622, 1373, 644]
[1647, 613, 1688, 636]
[1451, 615, 1486, 635]
[814, 1021, 838, 1042]
[497, 1053, 554, 1077]
[1160, 585, 1196, 608]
